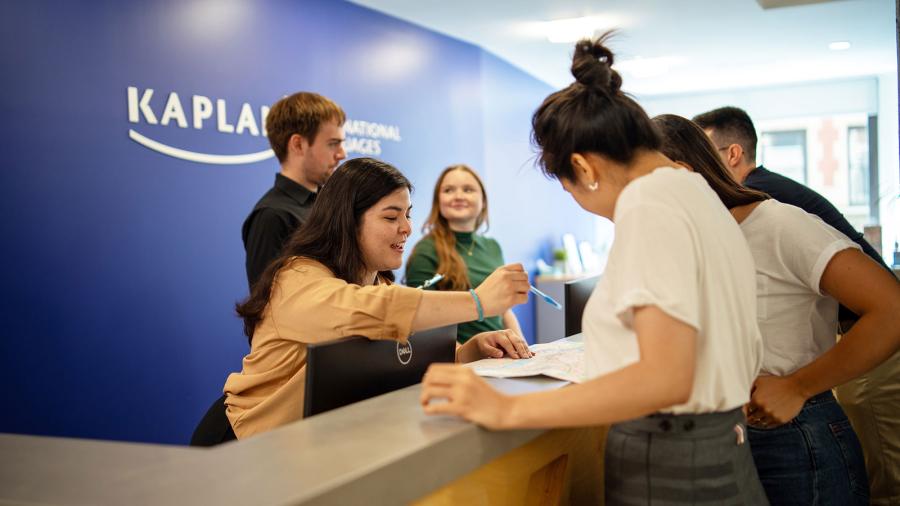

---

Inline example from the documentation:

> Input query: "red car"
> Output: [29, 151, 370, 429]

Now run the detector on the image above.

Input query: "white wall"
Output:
[638, 76, 898, 261]
[638, 77, 879, 119]
[877, 71, 899, 264]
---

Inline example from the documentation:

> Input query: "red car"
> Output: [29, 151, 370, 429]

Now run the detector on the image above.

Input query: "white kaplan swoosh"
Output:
[129, 129, 274, 165]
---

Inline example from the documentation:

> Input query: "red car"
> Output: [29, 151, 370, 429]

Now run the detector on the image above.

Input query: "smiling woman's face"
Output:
[358, 187, 412, 281]
[438, 168, 484, 231]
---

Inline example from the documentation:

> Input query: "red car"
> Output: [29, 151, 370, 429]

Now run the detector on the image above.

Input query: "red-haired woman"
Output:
[405, 164, 524, 345]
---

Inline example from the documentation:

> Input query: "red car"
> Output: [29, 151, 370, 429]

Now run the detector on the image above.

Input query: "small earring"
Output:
[587, 181, 599, 191]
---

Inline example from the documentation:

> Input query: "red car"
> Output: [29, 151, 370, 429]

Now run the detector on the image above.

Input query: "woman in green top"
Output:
[405, 164, 524, 344]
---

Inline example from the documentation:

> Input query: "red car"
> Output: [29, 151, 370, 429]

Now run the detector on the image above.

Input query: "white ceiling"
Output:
[348, 0, 897, 96]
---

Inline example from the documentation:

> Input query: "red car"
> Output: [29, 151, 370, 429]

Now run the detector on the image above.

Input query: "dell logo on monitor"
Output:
[396, 341, 412, 365]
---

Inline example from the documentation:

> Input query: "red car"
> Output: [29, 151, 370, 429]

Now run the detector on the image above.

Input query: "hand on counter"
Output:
[421, 364, 513, 430]
[456, 329, 535, 363]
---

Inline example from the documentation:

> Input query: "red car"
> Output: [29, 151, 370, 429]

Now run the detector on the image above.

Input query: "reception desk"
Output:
[0, 376, 607, 505]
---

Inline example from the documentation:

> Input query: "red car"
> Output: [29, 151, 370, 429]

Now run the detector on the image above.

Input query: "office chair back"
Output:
[190, 393, 236, 446]
[564, 275, 600, 336]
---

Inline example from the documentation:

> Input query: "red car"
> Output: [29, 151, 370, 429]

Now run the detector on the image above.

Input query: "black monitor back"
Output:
[303, 325, 457, 418]
[564, 275, 600, 336]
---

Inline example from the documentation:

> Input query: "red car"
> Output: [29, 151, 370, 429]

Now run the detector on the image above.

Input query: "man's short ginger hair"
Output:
[693, 106, 758, 164]
[266, 92, 346, 163]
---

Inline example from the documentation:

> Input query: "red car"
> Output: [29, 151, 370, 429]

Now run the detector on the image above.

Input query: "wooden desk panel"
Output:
[414, 426, 607, 506]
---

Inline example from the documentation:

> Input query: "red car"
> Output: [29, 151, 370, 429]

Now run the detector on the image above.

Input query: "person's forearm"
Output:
[411, 291, 478, 332]
[501, 359, 692, 429]
[788, 309, 900, 399]
[502, 310, 523, 336]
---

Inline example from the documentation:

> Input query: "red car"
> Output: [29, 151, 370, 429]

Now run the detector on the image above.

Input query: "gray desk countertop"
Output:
[0, 376, 568, 506]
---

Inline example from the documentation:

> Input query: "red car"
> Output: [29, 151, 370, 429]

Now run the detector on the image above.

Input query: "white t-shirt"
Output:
[739, 199, 860, 376]
[583, 167, 763, 414]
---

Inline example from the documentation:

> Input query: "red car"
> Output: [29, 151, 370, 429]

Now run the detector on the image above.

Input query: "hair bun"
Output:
[571, 33, 621, 94]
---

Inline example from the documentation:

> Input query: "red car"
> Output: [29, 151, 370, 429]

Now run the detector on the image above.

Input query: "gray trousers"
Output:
[605, 408, 768, 505]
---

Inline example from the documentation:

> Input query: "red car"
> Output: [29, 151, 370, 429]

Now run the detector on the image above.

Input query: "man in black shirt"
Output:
[695, 106, 899, 503]
[694, 106, 886, 268]
[243, 92, 346, 288]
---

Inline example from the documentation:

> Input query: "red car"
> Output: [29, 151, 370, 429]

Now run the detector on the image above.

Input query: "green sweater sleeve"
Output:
[404, 238, 439, 289]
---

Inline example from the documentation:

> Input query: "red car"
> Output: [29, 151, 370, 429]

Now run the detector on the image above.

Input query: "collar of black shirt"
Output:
[274, 173, 316, 205]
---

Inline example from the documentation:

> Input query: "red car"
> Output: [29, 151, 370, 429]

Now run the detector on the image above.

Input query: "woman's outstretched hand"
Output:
[421, 363, 512, 430]
[475, 264, 529, 317]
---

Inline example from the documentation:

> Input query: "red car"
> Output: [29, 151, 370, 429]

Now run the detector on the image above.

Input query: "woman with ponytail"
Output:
[420, 35, 768, 503]
[653, 113, 900, 505]
[405, 164, 523, 345]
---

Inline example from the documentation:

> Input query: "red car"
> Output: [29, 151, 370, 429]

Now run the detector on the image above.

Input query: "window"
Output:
[847, 125, 869, 206]
[759, 130, 807, 184]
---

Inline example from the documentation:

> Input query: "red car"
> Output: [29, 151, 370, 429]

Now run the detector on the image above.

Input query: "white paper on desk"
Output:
[467, 339, 586, 384]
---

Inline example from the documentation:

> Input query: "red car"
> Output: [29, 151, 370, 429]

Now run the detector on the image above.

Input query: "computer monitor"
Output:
[303, 325, 457, 418]
[564, 275, 600, 336]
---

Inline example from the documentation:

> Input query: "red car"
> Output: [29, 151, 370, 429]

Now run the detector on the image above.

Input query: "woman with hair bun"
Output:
[405, 164, 524, 346]
[420, 35, 768, 502]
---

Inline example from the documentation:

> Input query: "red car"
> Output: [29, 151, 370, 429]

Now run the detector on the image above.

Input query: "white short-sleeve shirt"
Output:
[739, 199, 859, 376]
[583, 167, 763, 414]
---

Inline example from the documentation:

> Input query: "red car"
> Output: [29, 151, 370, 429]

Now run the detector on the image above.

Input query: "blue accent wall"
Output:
[478, 51, 597, 340]
[0, 0, 593, 444]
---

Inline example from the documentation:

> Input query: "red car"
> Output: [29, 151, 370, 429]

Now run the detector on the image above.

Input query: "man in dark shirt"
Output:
[693, 106, 886, 269]
[695, 106, 899, 503]
[243, 92, 346, 288]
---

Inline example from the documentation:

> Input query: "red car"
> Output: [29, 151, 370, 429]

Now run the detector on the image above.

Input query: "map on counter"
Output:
[468, 339, 586, 384]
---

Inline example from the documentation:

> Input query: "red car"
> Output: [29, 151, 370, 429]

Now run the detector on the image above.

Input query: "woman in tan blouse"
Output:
[224, 157, 531, 439]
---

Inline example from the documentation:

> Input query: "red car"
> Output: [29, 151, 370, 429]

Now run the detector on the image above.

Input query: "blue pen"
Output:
[530, 285, 562, 310]
[418, 273, 444, 289]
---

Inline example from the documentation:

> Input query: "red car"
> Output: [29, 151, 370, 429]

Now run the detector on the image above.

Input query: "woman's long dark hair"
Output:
[236, 157, 413, 340]
[652, 114, 769, 209]
[531, 32, 661, 181]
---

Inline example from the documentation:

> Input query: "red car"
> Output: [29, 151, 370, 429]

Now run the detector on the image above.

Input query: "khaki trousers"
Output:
[836, 348, 900, 505]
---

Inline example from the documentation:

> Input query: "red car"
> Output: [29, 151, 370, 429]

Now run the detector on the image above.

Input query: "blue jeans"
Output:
[748, 391, 869, 505]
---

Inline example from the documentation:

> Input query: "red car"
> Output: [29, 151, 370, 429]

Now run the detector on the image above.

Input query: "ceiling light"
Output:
[541, 16, 616, 44]
[828, 41, 851, 51]
[614, 56, 685, 79]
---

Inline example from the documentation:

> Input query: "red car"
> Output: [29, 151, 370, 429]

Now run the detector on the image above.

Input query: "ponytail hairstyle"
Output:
[652, 114, 769, 209]
[531, 32, 661, 181]
[236, 157, 413, 341]
[419, 164, 488, 291]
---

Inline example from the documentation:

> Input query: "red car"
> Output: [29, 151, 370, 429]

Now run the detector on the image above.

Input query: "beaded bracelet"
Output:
[468, 288, 484, 322]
